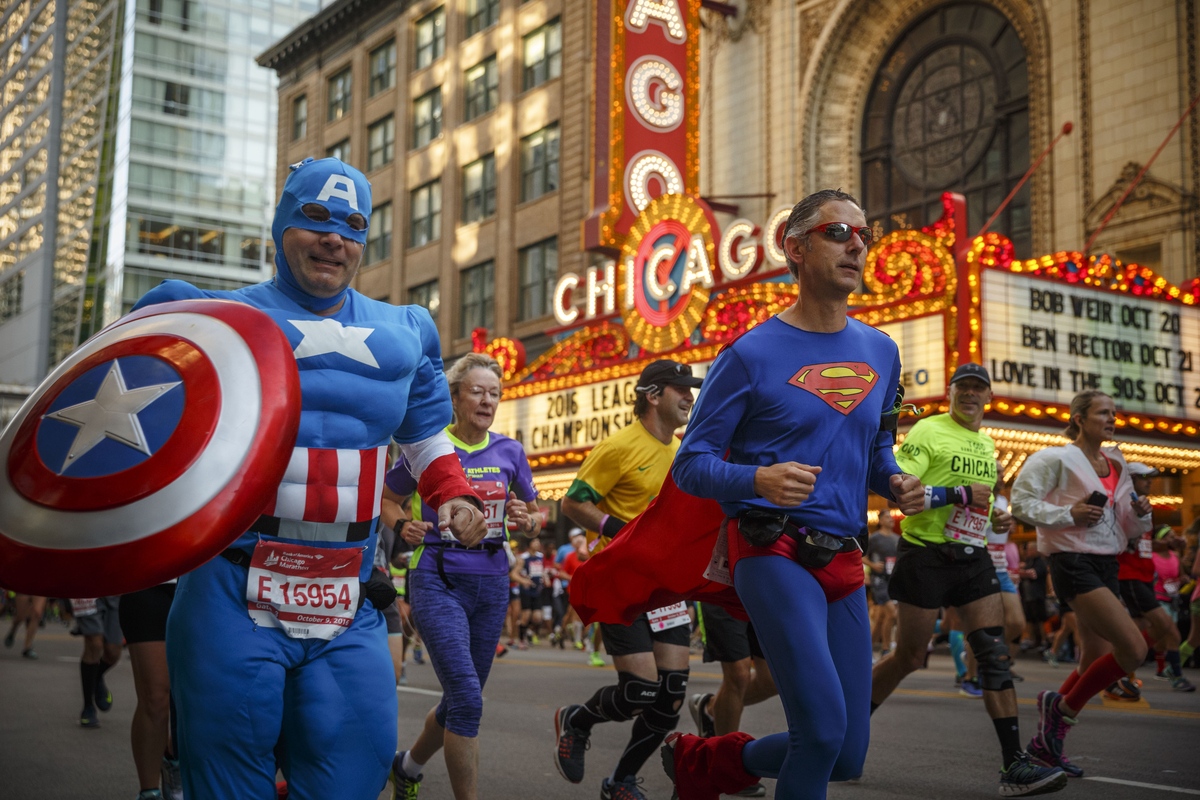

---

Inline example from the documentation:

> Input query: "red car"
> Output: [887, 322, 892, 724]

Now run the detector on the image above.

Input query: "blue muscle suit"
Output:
[133, 159, 469, 798]
[674, 316, 903, 799]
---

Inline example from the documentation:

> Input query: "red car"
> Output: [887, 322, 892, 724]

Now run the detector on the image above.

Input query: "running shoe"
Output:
[412, 644, 424, 665]
[1027, 691, 1081, 778]
[495, 643, 508, 658]
[574, 641, 585, 650]
[553, 705, 590, 783]
[95, 675, 113, 712]
[80, 706, 100, 728]
[398, 666, 408, 686]
[1102, 678, 1140, 701]
[3, 630, 13, 648]
[588, 652, 605, 667]
[160, 756, 183, 800]
[137, 790, 165, 800]
[732, 783, 767, 797]
[600, 776, 647, 800]
[21, 648, 37, 660]
[998, 751, 1067, 797]
[687, 692, 716, 738]
[1041, 650, 1058, 667]
[1171, 675, 1196, 692]
[389, 751, 422, 800]
[960, 678, 983, 698]
[1155, 669, 1171, 681]
[1011, 670, 1025, 682]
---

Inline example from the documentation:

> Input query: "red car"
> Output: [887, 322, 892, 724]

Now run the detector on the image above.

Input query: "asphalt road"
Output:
[2, 625, 1198, 799]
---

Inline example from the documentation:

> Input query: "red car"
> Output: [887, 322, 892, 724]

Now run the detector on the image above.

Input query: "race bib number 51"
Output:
[246, 539, 362, 640]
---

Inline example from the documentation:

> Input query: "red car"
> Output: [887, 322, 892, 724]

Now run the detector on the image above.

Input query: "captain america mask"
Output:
[271, 157, 372, 312]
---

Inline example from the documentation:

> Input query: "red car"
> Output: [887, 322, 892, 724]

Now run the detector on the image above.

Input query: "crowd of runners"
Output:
[3, 172, 1198, 800]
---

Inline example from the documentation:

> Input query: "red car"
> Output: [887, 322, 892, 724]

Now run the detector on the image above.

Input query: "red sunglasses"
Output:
[810, 222, 873, 246]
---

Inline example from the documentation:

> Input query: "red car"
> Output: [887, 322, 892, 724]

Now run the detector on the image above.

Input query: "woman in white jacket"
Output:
[1011, 389, 1152, 779]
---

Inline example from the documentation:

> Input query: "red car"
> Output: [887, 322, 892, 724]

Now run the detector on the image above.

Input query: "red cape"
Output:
[568, 470, 747, 624]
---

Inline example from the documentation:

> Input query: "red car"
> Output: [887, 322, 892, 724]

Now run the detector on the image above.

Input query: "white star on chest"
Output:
[43, 360, 180, 473]
[289, 318, 379, 368]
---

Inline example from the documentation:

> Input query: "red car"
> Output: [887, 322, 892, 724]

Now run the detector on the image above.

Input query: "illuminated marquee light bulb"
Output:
[645, 244, 678, 300]
[718, 219, 761, 280]
[553, 273, 579, 326]
[626, 57, 684, 131]
[587, 261, 617, 318]
[625, 151, 684, 212]
[763, 205, 792, 267]
[625, 0, 687, 44]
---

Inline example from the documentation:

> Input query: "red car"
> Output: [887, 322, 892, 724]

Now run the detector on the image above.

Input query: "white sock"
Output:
[401, 750, 424, 778]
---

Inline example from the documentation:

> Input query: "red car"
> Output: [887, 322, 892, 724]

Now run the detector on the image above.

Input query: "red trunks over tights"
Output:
[726, 519, 864, 603]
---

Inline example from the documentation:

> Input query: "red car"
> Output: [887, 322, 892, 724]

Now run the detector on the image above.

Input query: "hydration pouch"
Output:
[737, 509, 789, 548]
[794, 529, 845, 570]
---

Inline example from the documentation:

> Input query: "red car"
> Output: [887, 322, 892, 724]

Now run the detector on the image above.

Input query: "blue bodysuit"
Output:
[674, 315, 902, 800]
[133, 159, 459, 799]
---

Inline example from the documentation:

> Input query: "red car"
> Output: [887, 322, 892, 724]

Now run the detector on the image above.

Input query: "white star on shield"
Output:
[43, 360, 181, 473]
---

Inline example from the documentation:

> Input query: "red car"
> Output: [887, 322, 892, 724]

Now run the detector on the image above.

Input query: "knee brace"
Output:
[967, 627, 1013, 692]
[595, 671, 660, 722]
[639, 668, 689, 734]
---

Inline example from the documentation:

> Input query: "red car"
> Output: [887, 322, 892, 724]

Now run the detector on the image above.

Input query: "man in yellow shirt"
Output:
[870, 363, 1066, 796]
[553, 359, 702, 800]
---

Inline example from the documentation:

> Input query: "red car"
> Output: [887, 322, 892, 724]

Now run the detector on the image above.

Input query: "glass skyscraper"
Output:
[0, 0, 319, 388]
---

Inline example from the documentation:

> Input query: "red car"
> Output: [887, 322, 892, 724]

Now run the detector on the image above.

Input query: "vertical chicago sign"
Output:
[583, 0, 701, 254]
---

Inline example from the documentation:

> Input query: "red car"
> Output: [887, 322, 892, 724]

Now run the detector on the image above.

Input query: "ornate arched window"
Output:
[861, 3, 1031, 257]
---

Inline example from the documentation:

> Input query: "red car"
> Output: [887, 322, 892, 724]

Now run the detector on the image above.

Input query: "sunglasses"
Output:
[810, 222, 873, 246]
[301, 202, 368, 231]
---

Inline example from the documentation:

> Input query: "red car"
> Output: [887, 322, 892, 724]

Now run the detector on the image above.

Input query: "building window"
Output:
[464, 56, 499, 121]
[163, 81, 189, 116]
[409, 279, 440, 324]
[369, 40, 396, 96]
[368, 115, 395, 170]
[412, 88, 442, 148]
[861, 2, 1031, 257]
[523, 18, 561, 90]
[520, 124, 559, 201]
[415, 7, 445, 70]
[292, 95, 307, 140]
[461, 154, 497, 223]
[366, 202, 393, 264]
[327, 68, 352, 121]
[0, 270, 24, 324]
[465, 0, 500, 37]
[326, 139, 351, 163]
[460, 260, 495, 337]
[410, 180, 442, 247]
[518, 237, 557, 321]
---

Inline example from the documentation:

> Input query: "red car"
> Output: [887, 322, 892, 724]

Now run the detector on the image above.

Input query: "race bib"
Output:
[391, 572, 406, 595]
[703, 524, 733, 587]
[72, 598, 98, 617]
[884, 556, 896, 576]
[647, 602, 690, 632]
[464, 479, 508, 541]
[1164, 580, 1181, 598]
[527, 558, 544, 579]
[1138, 536, 1153, 559]
[988, 544, 1008, 570]
[945, 506, 988, 546]
[246, 539, 362, 640]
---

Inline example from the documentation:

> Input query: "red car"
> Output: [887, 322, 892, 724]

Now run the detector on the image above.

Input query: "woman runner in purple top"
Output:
[383, 353, 540, 800]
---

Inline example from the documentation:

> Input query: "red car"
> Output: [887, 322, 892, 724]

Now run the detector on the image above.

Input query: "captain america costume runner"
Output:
[670, 315, 904, 798]
[131, 158, 479, 798]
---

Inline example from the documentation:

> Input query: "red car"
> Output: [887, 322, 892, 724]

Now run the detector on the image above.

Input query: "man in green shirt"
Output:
[870, 363, 1066, 797]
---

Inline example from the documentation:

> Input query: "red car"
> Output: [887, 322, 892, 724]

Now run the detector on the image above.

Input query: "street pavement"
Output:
[2, 624, 1198, 799]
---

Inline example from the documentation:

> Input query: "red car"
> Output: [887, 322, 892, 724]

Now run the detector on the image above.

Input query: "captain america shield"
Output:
[0, 299, 301, 597]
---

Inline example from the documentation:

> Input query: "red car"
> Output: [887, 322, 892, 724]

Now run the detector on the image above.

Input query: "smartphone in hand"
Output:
[1085, 490, 1108, 507]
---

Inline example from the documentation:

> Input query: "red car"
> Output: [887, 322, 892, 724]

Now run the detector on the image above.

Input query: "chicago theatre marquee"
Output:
[469, 0, 1200, 529]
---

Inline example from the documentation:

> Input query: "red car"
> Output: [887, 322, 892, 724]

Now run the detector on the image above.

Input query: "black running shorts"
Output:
[1048, 552, 1119, 604]
[600, 614, 691, 657]
[697, 602, 763, 663]
[118, 583, 175, 644]
[887, 538, 1000, 610]
[1118, 578, 1159, 617]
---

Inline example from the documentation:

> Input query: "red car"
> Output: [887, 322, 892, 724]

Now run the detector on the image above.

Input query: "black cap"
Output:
[950, 363, 991, 387]
[635, 360, 703, 394]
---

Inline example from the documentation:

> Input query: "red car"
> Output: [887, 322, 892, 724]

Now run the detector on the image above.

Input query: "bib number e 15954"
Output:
[246, 539, 362, 640]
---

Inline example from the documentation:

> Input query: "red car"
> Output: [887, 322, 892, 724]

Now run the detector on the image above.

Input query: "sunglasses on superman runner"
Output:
[809, 222, 874, 246]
